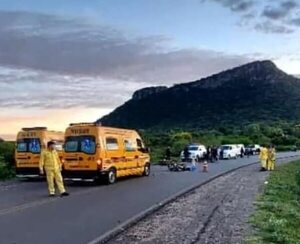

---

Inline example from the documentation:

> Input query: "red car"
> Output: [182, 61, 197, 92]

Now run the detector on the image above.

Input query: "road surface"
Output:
[0, 152, 299, 244]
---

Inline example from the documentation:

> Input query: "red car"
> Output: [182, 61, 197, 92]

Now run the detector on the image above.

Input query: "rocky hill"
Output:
[99, 60, 300, 130]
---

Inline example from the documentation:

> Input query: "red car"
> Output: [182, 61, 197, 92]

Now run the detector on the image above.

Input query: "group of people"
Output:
[205, 146, 219, 162]
[259, 145, 276, 171]
[167, 145, 220, 163]
[166, 144, 276, 172]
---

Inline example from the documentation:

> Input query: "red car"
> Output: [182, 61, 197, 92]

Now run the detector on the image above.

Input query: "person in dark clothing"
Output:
[165, 147, 171, 160]
[212, 146, 218, 162]
[240, 147, 244, 158]
[205, 146, 212, 163]
[183, 146, 190, 162]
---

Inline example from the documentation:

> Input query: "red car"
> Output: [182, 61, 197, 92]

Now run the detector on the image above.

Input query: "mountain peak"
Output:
[183, 59, 288, 89]
[233, 60, 281, 75]
[242, 59, 276, 68]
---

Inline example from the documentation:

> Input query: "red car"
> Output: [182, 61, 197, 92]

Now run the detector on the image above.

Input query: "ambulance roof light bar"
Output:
[22, 127, 48, 131]
[69, 122, 102, 127]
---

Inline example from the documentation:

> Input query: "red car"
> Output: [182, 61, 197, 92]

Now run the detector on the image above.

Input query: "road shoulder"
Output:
[108, 164, 269, 244]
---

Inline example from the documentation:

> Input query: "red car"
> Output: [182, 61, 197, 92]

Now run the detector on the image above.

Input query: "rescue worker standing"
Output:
[267, 145, 276, 171]
[259, 145, 268, 171]
[39, 141, 69, 197]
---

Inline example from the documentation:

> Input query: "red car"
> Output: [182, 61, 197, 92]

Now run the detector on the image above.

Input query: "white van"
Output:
[181, 144, 207, 162]
[220, 145, 240, 159]
[245, 144, 260, 155]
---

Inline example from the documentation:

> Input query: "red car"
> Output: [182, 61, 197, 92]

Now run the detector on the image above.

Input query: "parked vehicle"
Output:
[245, 144, 260, 155]
[180, 144, 207, 162]
[62, 122, 150, 184]
[15, 127, 64, 178]
[220, 145, 239, 159]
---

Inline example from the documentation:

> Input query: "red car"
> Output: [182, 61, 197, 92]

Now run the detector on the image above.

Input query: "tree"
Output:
[243, 124, 261, 137]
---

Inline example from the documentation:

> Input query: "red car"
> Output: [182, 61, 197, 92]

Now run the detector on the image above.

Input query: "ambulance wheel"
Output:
[143, 164, 150, 176]
[106, 169, 117, 184]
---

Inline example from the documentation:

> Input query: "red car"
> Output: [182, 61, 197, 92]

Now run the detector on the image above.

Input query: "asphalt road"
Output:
[0, 152, 299, 244]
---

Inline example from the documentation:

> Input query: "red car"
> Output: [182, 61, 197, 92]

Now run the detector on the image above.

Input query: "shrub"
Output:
[0, 141, 15, 166]
[0, 160, 15, 180]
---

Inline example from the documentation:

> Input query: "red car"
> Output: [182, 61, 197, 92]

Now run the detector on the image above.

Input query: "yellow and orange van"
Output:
[15, 127, 64, 178]
[62, 122, 150, 184]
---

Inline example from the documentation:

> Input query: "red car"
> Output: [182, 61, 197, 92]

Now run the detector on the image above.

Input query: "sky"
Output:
[0, 0, 300, 140]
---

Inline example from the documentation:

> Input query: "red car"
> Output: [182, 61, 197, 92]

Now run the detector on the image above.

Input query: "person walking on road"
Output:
[267, 145, 276, 171]
[165, 147, 171, 161]
[205, 146, 212, 163]
[212, 146, 218, 162]
[183, 146, 190, 162]
[240, 147, 244, 158]
[39, 141, 69, 197]
[259, 145, 268, 171]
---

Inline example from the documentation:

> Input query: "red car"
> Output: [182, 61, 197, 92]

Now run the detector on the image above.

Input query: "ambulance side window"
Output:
[124, 139, 136, 152]
[106, 138, 119, 150]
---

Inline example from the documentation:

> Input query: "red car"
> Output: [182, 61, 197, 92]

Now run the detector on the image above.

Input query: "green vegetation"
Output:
[141, 122, 300, 162]
[0, 141, 15, 181]
[248, 161, 300, 244]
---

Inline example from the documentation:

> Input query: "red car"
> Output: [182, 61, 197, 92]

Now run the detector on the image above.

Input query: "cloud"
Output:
[0, 47, 251, 109]
[0, 66, 149, 109]
[262, 1, 298, 20]
[0, 11, 251, 83]
[258, 1, 299, 34]
[202, 0, 300, 34]
[0, 11, 253, 111]
[255, 21, 294, 34]
[205, 0, 255, 12]
[290, 17, 300, 26]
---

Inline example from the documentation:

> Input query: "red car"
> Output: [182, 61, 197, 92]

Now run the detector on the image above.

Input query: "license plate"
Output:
[68, 161, 79, 165]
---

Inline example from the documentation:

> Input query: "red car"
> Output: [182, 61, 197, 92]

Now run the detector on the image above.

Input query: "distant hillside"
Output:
[99, 60, 300, 130]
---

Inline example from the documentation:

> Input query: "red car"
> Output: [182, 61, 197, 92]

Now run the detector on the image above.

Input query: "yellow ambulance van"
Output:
[15, 127, 64, 178]
[62, 122, 150, 184]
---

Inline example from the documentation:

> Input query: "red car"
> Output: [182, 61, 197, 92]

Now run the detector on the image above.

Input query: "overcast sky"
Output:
[1, 0, 300, 138]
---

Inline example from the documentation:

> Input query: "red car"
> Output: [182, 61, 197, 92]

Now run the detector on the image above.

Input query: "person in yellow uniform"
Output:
[267, 145, 276, 171]
[259, 145, 268, 171]
[39, 141, 69, 197]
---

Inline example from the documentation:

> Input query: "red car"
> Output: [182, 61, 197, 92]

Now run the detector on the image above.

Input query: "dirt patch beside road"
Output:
[109, 164, 269, 244]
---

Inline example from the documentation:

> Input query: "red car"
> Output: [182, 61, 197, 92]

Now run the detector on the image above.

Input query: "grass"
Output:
[248, 161, 300, 244]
